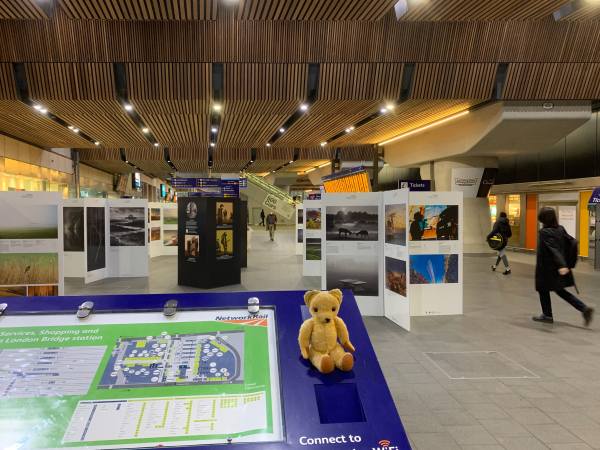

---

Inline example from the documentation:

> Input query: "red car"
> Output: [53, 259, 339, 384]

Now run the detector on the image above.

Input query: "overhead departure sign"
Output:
[170, 177, 242, 197]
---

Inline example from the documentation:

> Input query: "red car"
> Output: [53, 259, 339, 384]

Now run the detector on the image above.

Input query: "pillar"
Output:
[420, 156, 498, 254]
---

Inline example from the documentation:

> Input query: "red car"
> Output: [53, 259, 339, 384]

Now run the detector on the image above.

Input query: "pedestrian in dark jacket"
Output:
[487, 212, 512, 274]
[533, 207, 594, 326]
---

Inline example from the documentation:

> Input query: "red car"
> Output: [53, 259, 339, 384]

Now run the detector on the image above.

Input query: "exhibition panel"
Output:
[0, 290, 411, 450]
[148, 202, 163, 258]
[295, 205, 304, 256]
[303, 199, 323, 277]
[84, 199, 109, 284]
[63, 199, 86, 278]
[383, 189, 410, 331]
[0, 192, 64, 297]
[162, 204, 179, 256]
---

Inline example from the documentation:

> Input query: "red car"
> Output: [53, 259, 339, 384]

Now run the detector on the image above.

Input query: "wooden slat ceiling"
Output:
[398, 0, 570, 21]
[59, 0, 219, 20]
[78, 148, 133, 174]
[556, 4, 600, 22]
[0, 0, 47, 20]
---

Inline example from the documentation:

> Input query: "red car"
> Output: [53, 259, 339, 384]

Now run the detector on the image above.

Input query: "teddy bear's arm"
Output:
[334, 317, 355, 353]
[298, 319, 314, 359]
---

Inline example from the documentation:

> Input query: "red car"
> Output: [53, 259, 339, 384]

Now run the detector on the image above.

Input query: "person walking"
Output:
[487, 211, 512, 275]
[266, 212, 277, 241]
[533, 207, 594, 326]
[260, 209, 266, 226]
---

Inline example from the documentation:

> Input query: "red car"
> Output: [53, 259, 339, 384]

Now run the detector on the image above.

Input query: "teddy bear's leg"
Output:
[309, 347, 334, 374]
[330, 344, 354, 371]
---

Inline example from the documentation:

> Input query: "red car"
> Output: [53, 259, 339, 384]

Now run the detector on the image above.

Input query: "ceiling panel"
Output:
[0, 63, 16, 99]
[59, 0, 218, 20]
[558, 5, 600, 21]
[77, 148, 133, 174]
[0, 0, 48, 19]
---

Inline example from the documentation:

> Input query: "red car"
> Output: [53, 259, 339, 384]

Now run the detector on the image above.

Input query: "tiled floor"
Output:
[66, 226, 600, 450]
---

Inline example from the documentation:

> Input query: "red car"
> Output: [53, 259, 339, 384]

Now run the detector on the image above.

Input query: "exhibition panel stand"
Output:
[302, 199, 323, 277]
[322, 193, 383, 316]
[295, 204, 304, 255]
[178, 197, 241, 288]
[382, 189, 411, 331]
[0, 290, 411, 450]
[0, 191, 64, 297]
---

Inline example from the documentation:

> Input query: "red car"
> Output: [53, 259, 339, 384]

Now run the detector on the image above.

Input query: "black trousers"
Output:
[538, 289, 587, 317]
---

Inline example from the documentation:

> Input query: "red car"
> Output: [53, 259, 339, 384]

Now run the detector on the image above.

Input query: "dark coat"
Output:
[487, 216, 512, 250]
[535, 225, 574, 292]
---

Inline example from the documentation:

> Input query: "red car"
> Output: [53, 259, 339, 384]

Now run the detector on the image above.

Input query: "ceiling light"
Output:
[124, 103, 133, 112]
[250, 159, 254, 163]
[33, 104, 42, 111]
[289, 160, 294, 164]
[305, 167, 316, 174]
[72, 128, 79, 133]
[345, 126, 355, 133]
[266, 143, 271, 147]
[125, 160, 129, 163]
[385, 103, 396, 111]
[68, 125, 74, 130]
[318, 161, 332, 168]
[211, 126, 218, 133]
[39, 108, 48, 114]
[279, 128, 285, 133]
[142, 127, 149, 134]
[153, 142, 159, 147]
[300, 103, 309, 112]
[94, 141, 100, 146]
[320, 141, 327, 147]
[210, 142, 215, 147]
[212, 103, 222, 112]
[378, 110, 470, 146]
[380, 107, 388, 114]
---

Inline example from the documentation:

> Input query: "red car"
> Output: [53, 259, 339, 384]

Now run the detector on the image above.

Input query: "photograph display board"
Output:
[108, 199, 148, 278]
[295, 205, 303, 255]
[85, 199, 108, 284]
[302, 200, 323, 277]
[383, 189, 410, 330]
[322, 192, 383, 315]
[0, 192, 64, 297]
[162, 205, 178, 256]
[63, 199, 86, 278]
[0, 308, 283, 449]
[408, 191, 463, 316]
[148, 202, 163, 258]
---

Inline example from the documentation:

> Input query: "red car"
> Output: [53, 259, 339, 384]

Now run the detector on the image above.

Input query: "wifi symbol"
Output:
[378, 440, 391, 448]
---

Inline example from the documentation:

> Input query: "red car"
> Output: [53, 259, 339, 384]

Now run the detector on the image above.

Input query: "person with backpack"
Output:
[533, 207, 594, 326]
[487, 211, 512, 275]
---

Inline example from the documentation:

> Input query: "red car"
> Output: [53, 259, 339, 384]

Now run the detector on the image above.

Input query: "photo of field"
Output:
[0, 286, 26, 297]
[385, 204, 407, 246]
[216, 202, 234, 227]
[409, 205, 459, 241]
[326, 206, 378, 241]
[27, 285, 59, 296]
[216, 229, 234, 260]
[163, 208, 178, 225]
[0, 203, 58, 239]
[326, 252, 378, 296]
[151, 227, 161, 241]
[385, 257, 407, 297]
[305, 238, 321, 261]
[163, 230, 178, 246]
[63, 206, 84, 252]
[0, 253, 58, 285]
[110, 207, 145, 246]
[306, 209, 321, 230]
[410, 254, 459, 284]
[150, 208, 161, 221]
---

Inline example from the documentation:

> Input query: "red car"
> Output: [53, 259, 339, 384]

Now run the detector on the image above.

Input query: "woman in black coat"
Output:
[487, 211, 512, 274]
[534, 207, 594, 326]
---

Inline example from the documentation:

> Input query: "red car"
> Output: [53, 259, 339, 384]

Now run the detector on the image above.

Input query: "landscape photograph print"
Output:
[0, 286, 27, 297]
[151, 227, 161, 241]
[325, 206, 378, 241]
[163, 230, 178, 246]
[0, 253, 59, 285]
[27, 285, 59, 296]
[216, 202, 234, 227]
[305, 238, 321, 261]
[109, 207, 145, 246]
[305, 209, 321, 230]
[216, 229, 234, 260]
[63, 206, 84, 252]
[86, 207, 105, 272]
[385, 204, 407, 246]
[410, 254, 459, 284]
[326, 251, 378, 296]
[385, 257, 407, 297]
[409, 205, 459, 241]
[0, 202, 58, 239]
[163, 208, 178, 225]
[150, 208, 161, 222]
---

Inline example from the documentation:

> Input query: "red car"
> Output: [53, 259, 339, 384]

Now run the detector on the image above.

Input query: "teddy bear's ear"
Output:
[328, 289, 343, 305]
[304, 290, 320, 307]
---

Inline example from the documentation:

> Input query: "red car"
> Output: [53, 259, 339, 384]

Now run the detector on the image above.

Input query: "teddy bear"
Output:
[298, 289, 355, 374]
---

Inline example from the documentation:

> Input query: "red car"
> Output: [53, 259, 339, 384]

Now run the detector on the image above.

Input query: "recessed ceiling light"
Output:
[279, 128, 285, 133]
[385, 103, 395, 111]
[380, 107, 388, 114]
[345, 126, 355, 133]
[142, 127, 149, 134]
[94, 141, 100, 146]
[68, 125, 74, 130]
[289, 160, 294, 164]
[320, 142, 327, 147]
[124, 103, 133, 112]
[300, 103, 309, 112]
[125, 160, 129, 163]
[33, 104, 42, 111]
[211, 126, 218, 133]
[266, 143, 271, 147]
[39, 108, 48, 114]
[72, 128, 79, 133]
[210, 142, 215, 147]
[153, 142, 159, 147]
[213, 103, 222, 112]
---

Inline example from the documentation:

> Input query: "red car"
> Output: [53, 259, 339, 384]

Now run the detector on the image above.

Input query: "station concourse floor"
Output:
[66, 226, 600, 450]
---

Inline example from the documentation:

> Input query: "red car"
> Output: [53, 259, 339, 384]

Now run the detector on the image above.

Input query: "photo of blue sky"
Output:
[410, 254, 459, 284]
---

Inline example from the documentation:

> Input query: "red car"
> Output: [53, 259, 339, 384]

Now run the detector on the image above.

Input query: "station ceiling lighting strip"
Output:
[378, 109, 470, 146]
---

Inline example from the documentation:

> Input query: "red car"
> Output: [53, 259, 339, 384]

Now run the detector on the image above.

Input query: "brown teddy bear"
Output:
[298, 289, 355, 374]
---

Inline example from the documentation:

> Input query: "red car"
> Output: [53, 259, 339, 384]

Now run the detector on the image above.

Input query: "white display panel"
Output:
[63, 199, 86, 278]
[148, 202, 163, 258]
[295, 205, 304, 255]
[382, 189, 410, 330]
[107, 199, 149, 278]
[408, 191, 463, 316]
[85, 199, 109, 284]
[302, 200, 323, 277]
[0, 191, 64, 297]
[322, 192, 383, 316]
